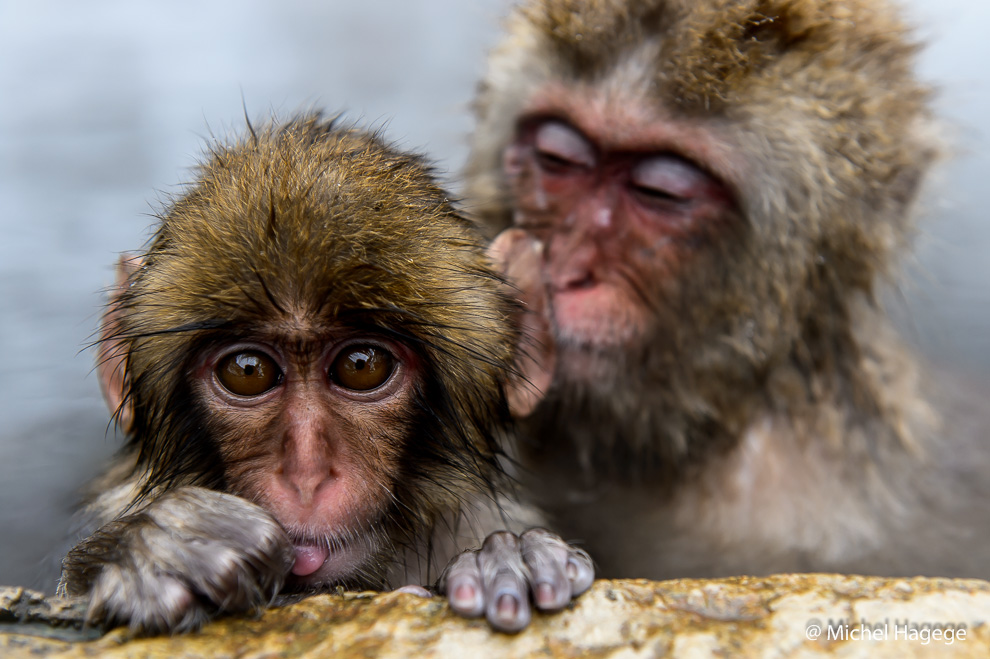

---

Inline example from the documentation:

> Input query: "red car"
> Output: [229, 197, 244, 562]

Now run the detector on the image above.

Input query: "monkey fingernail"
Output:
[494, 593, 521, 625]
[534, 582, 557, 607]
[450, 582, 482, 614]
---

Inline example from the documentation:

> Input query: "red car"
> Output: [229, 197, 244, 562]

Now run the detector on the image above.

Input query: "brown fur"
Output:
[60, 114, 530, 632]
[117, 114, 514, 512]
[464, 0, 990, 579]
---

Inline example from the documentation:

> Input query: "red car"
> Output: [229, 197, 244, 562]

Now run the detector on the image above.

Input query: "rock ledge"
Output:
[2, 574, 988, 657]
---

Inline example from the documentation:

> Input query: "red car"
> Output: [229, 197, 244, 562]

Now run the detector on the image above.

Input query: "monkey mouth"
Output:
[285, 533, 378, 585]
[550, 284, 643, 348]
[292, 543, 331, 577]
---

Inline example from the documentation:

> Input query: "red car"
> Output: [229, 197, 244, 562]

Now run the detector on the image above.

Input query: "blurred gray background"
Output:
[0, 0, 987, 590]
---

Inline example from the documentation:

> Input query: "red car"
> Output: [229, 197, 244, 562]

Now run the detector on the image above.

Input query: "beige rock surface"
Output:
[1, 575, 988, 658]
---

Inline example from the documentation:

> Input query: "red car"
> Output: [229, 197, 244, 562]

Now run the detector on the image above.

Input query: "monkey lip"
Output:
[292, 543, 331, 577]
[551, 284, 643, 347]
[285, 533, 376, 585]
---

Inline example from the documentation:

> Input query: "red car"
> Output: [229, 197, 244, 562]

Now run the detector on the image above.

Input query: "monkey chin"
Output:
[550, 285, 648, 380]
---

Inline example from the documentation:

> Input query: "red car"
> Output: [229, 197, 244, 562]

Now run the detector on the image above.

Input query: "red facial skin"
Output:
[494, 96, 738, 383]
[194, 329, 418, 586]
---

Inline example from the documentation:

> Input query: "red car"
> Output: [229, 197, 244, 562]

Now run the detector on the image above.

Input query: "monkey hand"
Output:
[440, 528, 594, 632]
[57, 486, 295, 635]
[488, 228, 555, 418]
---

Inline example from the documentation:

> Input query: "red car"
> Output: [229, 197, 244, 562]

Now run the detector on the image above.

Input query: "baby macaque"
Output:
[58, 114, 592, 634]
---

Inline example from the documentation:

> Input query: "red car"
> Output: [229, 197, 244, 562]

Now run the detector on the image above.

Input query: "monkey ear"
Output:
[97, 253, 142, 434]
[488, 230, 556, 418]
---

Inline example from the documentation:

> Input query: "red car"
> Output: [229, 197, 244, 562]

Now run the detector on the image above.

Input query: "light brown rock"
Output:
[2, 575, 988, 658]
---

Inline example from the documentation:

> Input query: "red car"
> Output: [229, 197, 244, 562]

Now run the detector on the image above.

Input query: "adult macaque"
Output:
[465, 0, 990, 579]
[58, 114, 592, 634]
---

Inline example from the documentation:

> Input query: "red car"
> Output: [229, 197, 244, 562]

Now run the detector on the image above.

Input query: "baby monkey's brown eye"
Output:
[216, 350, 282, 396]
[330, 346, 395, 391]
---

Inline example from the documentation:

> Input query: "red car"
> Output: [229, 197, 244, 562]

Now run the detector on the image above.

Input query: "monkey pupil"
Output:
[330, 347, 395, 391]
[218, 351, 280, 396]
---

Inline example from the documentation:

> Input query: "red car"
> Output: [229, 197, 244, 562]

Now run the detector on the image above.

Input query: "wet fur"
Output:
[59, 115, 528, 631]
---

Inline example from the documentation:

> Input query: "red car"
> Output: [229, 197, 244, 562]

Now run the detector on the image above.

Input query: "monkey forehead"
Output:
[518, 0, 923, 92]
[188, 117, 455, 230]
[151, 118, 487, 296]
[125, 115, 515, 370]
[491, 0, 934, 174]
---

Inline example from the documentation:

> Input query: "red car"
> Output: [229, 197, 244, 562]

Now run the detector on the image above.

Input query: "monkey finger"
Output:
[441, 550, 485, 618]
[519, 528, 569, 610]
[565, 546, 594, 595]
[487, 228, 536, 277]
[519, 527, 593, 611]
[477, 531, 532, 633]
[86, 563, 206, 634]
[487, 228, 549, 320]
[489, 229, 556, 417]
[523, 529, 594, 597]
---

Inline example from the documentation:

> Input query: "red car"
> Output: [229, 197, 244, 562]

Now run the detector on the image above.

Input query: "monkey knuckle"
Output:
[478, 542, 522, 570]
[519, 527, 553, 541]
[483, 530, 593, 609]
[189, 557, 247, 600]
[444, 548, 481, 576]
[520, 531, 574, 576]
[481, 530, 521, 553]
[567, 562, 595, 595]
[481, 553, 531, 593]
[521, 529, 568, 555]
